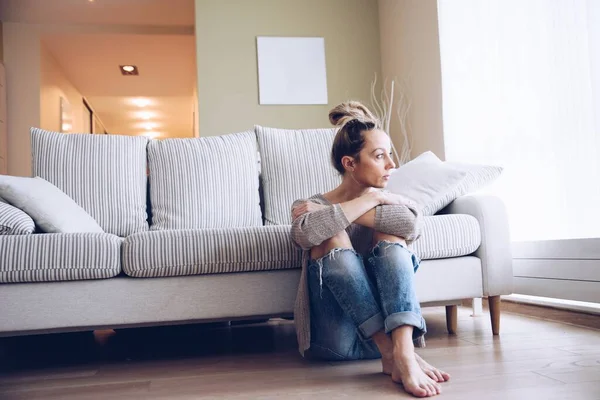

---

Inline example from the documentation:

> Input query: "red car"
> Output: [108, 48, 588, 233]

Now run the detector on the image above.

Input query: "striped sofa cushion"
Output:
[122, 226, 302, 278]
[410, 214, 481, 260]
[148, 131, 262, 230]
[256, 126, 341, 225]
[31, 128, 149, 237]
[0, 200, 35, 235]
[0, 233, 122, 283]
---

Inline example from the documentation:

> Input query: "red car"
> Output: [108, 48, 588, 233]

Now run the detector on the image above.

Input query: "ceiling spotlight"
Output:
[120, 65, 139, 76]
[132, 98, 151, 108]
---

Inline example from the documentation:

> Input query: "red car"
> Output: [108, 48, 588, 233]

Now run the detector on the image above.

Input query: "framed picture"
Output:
[256, 36, 328, 105]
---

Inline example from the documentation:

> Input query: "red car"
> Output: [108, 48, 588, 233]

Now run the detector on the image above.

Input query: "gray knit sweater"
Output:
[290, 193, 423, 356]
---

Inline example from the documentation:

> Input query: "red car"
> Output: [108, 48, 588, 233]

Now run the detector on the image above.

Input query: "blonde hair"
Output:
[329, 101, 382, 175]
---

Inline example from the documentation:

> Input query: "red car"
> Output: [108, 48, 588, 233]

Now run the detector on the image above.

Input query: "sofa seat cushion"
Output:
[122, 226, 302, 278]
[410, 214, 481, 260]
[0, 233, 122, 283]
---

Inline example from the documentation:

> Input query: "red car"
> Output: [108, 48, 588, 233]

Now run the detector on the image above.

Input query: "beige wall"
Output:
[3, 22, 41, 177]
[378, 0, 445, 160]
[195, 0, 382, 136]
[40, 44, 85, 134]
[0, 22, 4, 62]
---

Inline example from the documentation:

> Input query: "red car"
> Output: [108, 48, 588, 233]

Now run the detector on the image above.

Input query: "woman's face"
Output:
[345, 129, 396, 188]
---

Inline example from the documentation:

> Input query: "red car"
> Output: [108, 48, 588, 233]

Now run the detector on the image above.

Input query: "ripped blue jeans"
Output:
[306, 241, 426, 361]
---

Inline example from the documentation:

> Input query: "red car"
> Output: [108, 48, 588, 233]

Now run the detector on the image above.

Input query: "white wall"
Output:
[378, 0, 445, 160]
[40, 43, 86, 134]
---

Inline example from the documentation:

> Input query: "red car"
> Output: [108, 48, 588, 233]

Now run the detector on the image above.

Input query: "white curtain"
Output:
[437, 0, 600, 241]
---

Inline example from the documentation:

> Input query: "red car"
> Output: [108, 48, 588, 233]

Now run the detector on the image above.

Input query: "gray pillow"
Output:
[386, 152, 467, 215]
[255, 125, 341, 225]
[148, 131, 262, 230]
[387, 152, 502, 216]
[31, 127, 149, 236]
[0, 176, 104, 233]
[0, 199, 35, 235]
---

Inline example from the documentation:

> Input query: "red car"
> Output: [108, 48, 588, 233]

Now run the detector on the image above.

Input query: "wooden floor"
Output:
[0, 304, 599, 399]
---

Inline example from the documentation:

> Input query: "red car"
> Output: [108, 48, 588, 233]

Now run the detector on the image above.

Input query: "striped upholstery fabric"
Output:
[148, 131, 262, 230]
[31, 128, 149, 237]
[0, 233, 122, 283]
[0, 200, 35, 235]
[122, 226, 302, 278]
[255, 126, 341, 225]
[410, 214, 481, 260]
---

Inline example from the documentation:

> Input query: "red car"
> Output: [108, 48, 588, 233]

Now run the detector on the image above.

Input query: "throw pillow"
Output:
[0, 199, 35, 235]
[445, 161, 503, 197]
[0, 176, 104, 233]
[386, 152, 467, 215]
[147, 131, 262, 230]
[387, 152, 503, 215]
[30, 127, 149, 236]
[255, 125, 341, 225]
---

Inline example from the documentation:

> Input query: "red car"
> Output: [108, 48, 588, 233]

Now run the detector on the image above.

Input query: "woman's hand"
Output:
[291, 201, 328, 220]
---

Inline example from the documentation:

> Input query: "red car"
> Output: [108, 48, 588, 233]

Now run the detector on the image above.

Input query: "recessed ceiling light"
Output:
[137, 111, 155, 120]
[120, 65, 139, 76]
[131, 98, 151, 107]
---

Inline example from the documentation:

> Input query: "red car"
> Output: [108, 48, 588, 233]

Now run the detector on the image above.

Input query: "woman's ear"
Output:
[341, 155, 355, 172]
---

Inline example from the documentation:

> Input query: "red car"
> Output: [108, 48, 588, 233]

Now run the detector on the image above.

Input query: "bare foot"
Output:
[392, 353, 441, 397]
[415, 353, 451, 382]
[381, 354, 393, 375]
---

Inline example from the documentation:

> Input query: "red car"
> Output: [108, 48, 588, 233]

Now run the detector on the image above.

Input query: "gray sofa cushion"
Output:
[31, 128, 149, 237]
[0, 200, 35, 235]
[148, 131, 262, 230]
[0, 233, 122, 283]
[411, 214, 481, 260]
[122, 226, 302, 278]
[255, 125, 341, 225]
[0, 176, 104, 233]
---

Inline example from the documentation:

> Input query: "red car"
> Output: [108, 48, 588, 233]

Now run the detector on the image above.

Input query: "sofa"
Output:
[0, 126, 513, 339]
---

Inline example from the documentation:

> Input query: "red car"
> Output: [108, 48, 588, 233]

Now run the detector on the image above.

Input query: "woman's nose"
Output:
[387, 157, 396, 169]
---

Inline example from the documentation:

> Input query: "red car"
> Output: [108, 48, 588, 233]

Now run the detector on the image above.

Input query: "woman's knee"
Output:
[311, 230, 353, 260]
[372, 231, 406, 247]
[370, 241, 416, 271]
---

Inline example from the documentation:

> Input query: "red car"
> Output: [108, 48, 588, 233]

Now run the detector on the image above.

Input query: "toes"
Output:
[441, 371, 451, 381]
[419, 384, 433, 397]
[427, 383, 438, 396]
[434, 369, 444, 382]
[425, 369, 438, 382]
[414, 385, 429, 397]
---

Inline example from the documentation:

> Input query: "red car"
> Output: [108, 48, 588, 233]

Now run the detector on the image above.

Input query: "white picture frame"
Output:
[256, 36, 328, 105]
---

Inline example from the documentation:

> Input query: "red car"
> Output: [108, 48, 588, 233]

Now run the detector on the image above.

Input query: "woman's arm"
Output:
[354, 193, 423, 242]
[290, 193, 381, 250]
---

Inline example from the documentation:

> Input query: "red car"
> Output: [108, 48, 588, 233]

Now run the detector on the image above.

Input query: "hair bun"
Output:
[328, 101, 378, 128]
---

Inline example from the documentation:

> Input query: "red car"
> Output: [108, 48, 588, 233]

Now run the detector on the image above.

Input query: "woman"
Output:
[290, 101, 450, 398]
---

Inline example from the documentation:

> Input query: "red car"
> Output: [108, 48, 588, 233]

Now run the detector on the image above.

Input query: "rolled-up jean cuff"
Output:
[358, 312, 385, 339]
[384, 311, 427, 339]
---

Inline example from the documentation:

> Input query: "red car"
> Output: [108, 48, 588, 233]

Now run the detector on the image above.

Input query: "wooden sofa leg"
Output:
[489, 295, 501, 335]
[445, 305, 457, 334]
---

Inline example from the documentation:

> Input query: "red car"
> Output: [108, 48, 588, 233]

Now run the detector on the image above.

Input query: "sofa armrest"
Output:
[445, 195, 513, 296]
